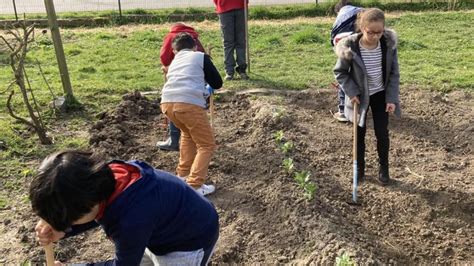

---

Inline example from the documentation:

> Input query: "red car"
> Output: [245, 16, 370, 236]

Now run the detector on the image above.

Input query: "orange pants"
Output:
[160, 103, 216, 188]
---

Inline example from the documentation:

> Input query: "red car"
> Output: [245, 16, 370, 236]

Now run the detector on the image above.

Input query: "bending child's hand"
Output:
[350, 96, 360, 105]
[35, 219, 65, 246]
[386, 103, 396, 113]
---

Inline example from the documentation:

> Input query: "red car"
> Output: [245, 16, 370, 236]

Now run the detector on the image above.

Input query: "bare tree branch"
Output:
[0, 36, 15, 52]
[35, 59, 56, 99]
[3, 20, 52, 145]
[6, 90, 36, 129]
[24, 67, 46, 129]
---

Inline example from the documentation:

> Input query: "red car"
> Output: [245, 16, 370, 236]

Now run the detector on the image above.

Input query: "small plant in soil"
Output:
[294, 170, 309, 186]
[280, 141, 294, 154]
[303, 182, 316, 200]
[336, 252, 355, 266]
[273, 130, 284, 144]
[282, 157, 294, 174]
[293, 170, 316, 200]
[272, 107, 287, 120]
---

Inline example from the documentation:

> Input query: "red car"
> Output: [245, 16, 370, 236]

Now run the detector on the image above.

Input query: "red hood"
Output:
[96, 163, 141, 220]
[170, 24, 199, 39]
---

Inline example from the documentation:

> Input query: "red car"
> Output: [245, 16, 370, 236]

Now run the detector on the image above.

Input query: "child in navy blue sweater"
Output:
[30, 150, 219, 265]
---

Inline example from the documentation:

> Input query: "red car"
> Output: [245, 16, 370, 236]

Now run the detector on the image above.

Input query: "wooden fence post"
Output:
[12, 0, 18, 21]
[44, 0, 78, 107]
[118, 0, 123, 19]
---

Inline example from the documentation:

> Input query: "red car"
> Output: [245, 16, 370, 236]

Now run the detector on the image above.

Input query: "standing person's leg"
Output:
[219, 10, 236, 80]
[370, 91, 390, 185]
[338, 88, 345, 114]
[334, 85, 348, 122]
[161, 103, 197, 179]
[172, 104, 217, 194]
[234, 8, 248, 79]
[177, 130, 198, 179]
[187, 109, 216, 191]
[169, 121, 181, 145]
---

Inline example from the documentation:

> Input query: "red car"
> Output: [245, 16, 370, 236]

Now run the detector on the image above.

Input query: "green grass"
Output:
[0, 10, 472, 184]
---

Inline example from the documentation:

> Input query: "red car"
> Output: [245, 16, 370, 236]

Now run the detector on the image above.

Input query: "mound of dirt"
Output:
[4, 87, 472, 264]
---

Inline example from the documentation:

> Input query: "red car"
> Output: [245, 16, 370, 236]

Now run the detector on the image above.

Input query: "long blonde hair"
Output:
[356, 8, 385, 32]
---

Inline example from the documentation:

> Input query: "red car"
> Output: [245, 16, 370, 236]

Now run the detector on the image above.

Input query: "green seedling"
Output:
[336, 252, 355, 266]
[303, 182, 317, 200]
[294, 170, 316, 200]
[273, 130, 284, 144]
[280, 141, 294, 154]
[282, 157, 294, 174]
[272, 107, 287, 120]
[294, 170, 310, 186]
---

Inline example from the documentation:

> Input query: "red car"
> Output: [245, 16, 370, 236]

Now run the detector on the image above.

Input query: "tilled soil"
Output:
[1, 88, 472, 264]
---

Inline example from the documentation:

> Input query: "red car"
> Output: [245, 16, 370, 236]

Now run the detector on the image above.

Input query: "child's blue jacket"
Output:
[65, 160, 219, 266]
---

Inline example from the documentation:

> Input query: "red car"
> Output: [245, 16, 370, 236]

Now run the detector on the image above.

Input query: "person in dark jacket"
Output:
[331, 0, 363, 122]
[31, 150, 219, 266]
[157, 23, 206, 152]
[334, 8, 400, 185]
[214, 0, 249, 80]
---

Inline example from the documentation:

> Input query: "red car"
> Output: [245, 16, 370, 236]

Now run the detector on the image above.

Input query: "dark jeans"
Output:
[219, 8, 247, 75]
[357, 91, 389, 169]
[169, 121, 181, 140]
[338, 85, 345, 113]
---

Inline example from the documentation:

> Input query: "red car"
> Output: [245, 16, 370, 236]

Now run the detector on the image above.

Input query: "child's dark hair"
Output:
[29, 150, 115, 231]
[334, 0, 352, 13]
[356, 8, 385, 32]
[172, 32, 196, 52]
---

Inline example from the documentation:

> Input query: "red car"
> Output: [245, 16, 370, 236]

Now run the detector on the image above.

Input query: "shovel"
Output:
[352, 102, 359, 204]
[45, 243, 55, 266]
[243, 0, 250, 72]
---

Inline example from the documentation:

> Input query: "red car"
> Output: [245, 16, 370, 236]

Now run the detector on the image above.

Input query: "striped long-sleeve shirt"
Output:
[360, 41, 384, 96]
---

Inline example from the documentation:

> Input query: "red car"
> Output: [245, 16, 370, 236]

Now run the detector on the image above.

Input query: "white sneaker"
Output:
[195, 184, 216, 196]
[333, 111, 349, 122]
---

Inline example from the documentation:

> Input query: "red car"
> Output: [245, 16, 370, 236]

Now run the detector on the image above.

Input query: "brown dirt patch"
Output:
[1, 87, 472, 264]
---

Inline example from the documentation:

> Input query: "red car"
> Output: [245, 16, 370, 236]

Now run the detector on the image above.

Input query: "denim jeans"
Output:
[338, 85, 346, 113]
[169, 121, 181, 142]
[219, 8, 247, 75]
[140, 225, 219, 266]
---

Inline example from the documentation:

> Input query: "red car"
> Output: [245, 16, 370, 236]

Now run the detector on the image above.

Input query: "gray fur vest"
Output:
[333, 29, 401, 127]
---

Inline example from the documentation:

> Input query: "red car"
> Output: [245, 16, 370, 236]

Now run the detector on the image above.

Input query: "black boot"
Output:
[378, 164, 390, 185]
[156, 137, 179, 151]
[157, 122, 180, 151]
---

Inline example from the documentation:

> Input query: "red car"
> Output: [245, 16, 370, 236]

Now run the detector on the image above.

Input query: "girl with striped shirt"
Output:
[334, 8, 401, 185]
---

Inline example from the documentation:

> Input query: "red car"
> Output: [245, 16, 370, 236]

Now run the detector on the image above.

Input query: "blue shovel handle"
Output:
[352, 102, 359, 203]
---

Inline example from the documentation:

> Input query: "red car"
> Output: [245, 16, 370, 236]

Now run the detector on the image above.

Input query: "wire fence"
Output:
[0, 0, 465, 17]
[0, 0, 319, 15]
